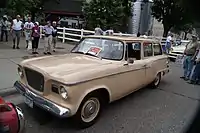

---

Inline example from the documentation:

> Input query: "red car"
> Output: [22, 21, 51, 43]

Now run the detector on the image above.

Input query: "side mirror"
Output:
[124, 58, 134, 66]
[128, 58, 134, 64]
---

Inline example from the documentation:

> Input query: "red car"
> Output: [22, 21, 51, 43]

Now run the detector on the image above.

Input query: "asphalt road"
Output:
[3, 63, 200, 133]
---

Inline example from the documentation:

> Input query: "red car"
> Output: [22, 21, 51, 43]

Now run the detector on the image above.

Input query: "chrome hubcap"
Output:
[81, 98, 100, 123]
[154, 74, 160, 85]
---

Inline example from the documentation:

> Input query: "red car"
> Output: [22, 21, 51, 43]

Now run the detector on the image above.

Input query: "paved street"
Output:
[0, 38, 75, 96]
[3, 63, 200, 133]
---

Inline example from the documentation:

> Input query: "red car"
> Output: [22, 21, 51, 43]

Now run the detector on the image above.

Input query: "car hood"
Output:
[171, 45, 186, 53]
[21, 54, 116, 84]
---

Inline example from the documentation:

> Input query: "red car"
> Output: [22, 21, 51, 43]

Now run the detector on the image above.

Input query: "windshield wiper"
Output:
[85, 52, 98, 57]
[71, 51, 85, 54]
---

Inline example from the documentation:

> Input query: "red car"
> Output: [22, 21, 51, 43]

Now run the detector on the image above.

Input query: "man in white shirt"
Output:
[24, 17, 34, 48]
[43, 21, 54, 55]
[11, 15, 23, 49]
[165, 34, 173, 54]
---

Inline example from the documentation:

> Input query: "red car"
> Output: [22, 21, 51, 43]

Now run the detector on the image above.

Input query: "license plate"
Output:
[24, 95, 33, 108]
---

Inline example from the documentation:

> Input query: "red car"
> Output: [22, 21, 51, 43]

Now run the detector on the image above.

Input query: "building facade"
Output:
[129, 0, 154, 35]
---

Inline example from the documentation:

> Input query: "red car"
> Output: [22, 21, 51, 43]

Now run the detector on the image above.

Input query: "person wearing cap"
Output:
[188, 48, 200, 85]
[43, 21, 54, 55]
[52, 21, 58, 52]
[31, 22, 40, 54]
[11, 15, 23, 49]
[24, 17, 34, 48]
[180, 35, 199, 81]
[0, 15, 9, 42]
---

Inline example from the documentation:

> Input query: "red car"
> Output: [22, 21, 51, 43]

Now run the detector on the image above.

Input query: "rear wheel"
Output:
[73, 93, 102, 128]
[150, 73, 161, 88]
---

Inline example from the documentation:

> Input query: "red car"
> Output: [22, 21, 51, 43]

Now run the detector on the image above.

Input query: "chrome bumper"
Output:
[15, 105, 25, 133]
[14, 81, 71, 118]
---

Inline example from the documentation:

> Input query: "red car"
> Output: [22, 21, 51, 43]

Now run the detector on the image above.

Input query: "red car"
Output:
[0, 97, 25, 133]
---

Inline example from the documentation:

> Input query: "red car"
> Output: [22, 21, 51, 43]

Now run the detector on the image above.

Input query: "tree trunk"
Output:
[184, 32, 188, 40]
[31, 11, 35, 22]
[163, 22, 172, 37]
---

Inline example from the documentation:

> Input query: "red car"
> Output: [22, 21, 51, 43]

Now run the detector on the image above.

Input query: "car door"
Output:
[142, 42, 156, 84]
[153, 42, 169, 75]
[120, 42, 146, 95]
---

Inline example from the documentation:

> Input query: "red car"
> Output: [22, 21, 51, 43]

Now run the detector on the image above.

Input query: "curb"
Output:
[0, 87, 18, 97]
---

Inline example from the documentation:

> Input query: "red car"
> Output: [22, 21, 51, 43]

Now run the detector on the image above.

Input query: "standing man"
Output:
[0, 15, 9, 42]
[180, 35, 199, 81]
[43, 21, 54, 55]
[24, 17, 34, 48]
[11, 15, 23, 49]
[188, 43, 200, 85]
[94, 25, 104, 35]
[165, 33, 173, 54]
[52, 21, 58, 52]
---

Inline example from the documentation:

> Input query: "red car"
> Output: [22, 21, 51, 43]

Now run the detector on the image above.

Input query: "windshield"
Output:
[71, 38, 124, 60]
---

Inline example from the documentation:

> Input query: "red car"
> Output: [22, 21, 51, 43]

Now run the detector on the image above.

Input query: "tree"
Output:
[151, 0, 192, 37]
[6, 0, 59, 20]
[82, 0, 132, 31]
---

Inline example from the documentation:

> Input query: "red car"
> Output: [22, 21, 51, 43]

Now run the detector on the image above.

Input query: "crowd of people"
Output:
[0, 15, 58, 55]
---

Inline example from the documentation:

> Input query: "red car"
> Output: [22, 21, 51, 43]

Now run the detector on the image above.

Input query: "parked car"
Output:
[0, 97, 25, 133]
[168, 40, 190, 60]
[14, 35, 170, 128]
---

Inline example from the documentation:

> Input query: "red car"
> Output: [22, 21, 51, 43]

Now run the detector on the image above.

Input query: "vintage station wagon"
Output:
[14, 35, 170, 128]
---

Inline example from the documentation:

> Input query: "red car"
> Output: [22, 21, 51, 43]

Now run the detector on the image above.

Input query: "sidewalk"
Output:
[0, 38, 75, 97]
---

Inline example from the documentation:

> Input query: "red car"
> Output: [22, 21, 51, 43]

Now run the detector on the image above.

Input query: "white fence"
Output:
[39, 26, 166, 43]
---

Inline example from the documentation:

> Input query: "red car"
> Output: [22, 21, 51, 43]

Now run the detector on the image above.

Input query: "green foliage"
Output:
[152, 0, 192, 37]
[6, 0, 59, 17]
[82, 0, 132, 31]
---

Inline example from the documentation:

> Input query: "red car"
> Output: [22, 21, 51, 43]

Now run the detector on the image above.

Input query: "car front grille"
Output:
[24, 68, 44, 92]
[171, 51, 183, 55]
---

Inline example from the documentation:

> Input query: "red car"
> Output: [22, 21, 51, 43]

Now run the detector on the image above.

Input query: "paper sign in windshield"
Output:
[87, 47, 102, 56]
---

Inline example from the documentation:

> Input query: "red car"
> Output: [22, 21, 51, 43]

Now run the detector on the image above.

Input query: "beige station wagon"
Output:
[14, 35, 170, 128]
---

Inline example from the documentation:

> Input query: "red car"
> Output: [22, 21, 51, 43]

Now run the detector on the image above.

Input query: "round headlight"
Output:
[60, 86, 68, 99]
[18, 67, 24, 77]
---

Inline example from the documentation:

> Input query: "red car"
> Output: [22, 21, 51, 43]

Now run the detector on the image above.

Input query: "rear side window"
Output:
[154, 43, 162, 56]
[143, 42, 153, 57]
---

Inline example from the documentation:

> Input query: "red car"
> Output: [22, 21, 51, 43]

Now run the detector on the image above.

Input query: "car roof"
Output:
[83, 35, 159, 43]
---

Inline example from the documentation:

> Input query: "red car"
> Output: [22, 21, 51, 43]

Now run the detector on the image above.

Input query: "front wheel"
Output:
[73, 94, 102, 128]
[150, 73, 161, 88]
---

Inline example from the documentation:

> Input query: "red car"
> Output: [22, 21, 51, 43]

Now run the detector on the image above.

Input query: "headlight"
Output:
[17, 67, 24, 78]
[60, 86, 68, 99]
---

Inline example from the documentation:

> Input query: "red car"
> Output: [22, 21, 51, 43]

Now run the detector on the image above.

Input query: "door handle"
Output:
[142, 64, 147, 67]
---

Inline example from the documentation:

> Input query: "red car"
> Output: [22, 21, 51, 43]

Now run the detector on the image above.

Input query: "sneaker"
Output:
[35, 52, 39, 54]
[12, 45, 15, 49]
[180, 76, 185, 79]
[47, 52, 52, 55]
[43, 52, 47, 55]
[187, 80, 196, 85]
[16, 46, 20, 49]
[53, 50, 55, 52]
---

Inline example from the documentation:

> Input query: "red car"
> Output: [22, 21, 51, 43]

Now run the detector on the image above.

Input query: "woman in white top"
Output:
[11, 15, 23, 49]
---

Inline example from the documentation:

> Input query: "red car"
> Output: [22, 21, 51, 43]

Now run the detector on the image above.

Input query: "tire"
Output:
[150, 72, 161, 88]
[73, 93, 103, 129]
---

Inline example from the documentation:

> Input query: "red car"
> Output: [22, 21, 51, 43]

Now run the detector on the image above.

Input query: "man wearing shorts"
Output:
[24, 17, 34, 48]
[11, 15, 23, 49]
